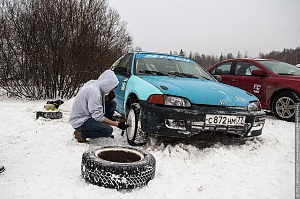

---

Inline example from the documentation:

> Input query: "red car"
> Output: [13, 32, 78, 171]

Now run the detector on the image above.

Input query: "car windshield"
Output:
[134, 54, 214, 81]
[258, 60, 300, 76]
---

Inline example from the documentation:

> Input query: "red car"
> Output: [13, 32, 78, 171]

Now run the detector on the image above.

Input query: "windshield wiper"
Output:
[168, 72, 212, 80]
[167, 72, 197, 78]
[140, 70, 169, 76]
[190, 74, 212, 80]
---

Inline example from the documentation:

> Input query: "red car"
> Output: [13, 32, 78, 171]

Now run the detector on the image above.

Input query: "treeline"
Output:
[259, 47, 300, 66]
[0, 0, 132, 100]
[171, 47, 300, 69]
[1, 0, 299, 100]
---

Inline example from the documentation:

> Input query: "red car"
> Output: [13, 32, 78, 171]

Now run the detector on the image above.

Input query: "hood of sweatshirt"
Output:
[95, 70, 119, 94]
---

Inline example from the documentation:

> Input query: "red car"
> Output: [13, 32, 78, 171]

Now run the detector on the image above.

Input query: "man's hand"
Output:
[117, 121, 129, 130]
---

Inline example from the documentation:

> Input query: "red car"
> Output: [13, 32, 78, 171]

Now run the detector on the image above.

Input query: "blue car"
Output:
[111, 52, 266, 146]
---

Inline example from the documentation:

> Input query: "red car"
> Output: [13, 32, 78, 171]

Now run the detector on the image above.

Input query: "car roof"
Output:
[131, 51, 196, 62]
[217, 58, 280, 62]
[132, 51, 176, 56]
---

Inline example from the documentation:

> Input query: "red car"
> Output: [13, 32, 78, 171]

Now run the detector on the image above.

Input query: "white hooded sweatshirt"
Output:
[69, 70, 119, 129]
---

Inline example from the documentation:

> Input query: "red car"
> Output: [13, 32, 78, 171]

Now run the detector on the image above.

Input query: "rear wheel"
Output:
[126, 103, 148, 146]
[272, 91, 299, 122]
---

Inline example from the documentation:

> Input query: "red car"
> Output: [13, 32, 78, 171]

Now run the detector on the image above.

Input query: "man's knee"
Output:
[111, 100, 116, 110]
[105, 101, 116, 120]
[81, 125, 113, 139]
[98, 125, 113, 137]
[106, 125, 113, 135]
[106, 100, 116, 111]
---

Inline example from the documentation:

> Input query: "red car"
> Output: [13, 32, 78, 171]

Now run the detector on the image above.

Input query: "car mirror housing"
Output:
[251, 69, 267, 77]
[113, 67, 129, 76]
[213, 75, 222, 82]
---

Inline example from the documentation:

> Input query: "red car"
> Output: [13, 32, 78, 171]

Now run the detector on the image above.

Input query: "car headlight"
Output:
[147, 94, 191, 107]
[248, 101, 261, 111]
[164, 95, 191, 107]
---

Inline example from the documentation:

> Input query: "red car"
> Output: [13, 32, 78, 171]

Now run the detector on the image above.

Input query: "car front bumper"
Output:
[139, 101, 266, 138]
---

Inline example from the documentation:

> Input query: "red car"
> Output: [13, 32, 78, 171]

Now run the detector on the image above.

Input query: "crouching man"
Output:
[69, 70, 128, 143]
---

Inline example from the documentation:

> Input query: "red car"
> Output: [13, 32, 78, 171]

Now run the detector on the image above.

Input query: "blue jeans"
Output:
[76, 100, 116, 139]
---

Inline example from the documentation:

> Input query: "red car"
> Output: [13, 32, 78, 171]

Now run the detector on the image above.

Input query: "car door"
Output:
[231, 61, 266, 102]
[112, 53, 134, 115]
[209, 62, 235, 86]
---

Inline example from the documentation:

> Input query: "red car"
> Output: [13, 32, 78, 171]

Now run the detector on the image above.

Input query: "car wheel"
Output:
[272, 91, 299, 122]
[126, 103, 148, 146]
[81, 145, 156, 189]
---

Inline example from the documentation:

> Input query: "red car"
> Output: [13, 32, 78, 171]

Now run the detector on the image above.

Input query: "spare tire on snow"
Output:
[36, 111, 62, 119]
[81, 145, 156, 189]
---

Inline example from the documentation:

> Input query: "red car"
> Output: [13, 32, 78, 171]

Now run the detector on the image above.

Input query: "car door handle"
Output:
[232, 79, 238, 82]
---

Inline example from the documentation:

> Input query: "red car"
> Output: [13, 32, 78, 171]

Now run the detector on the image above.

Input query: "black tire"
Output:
[272, 91, 299, 122]
[36, 111, 62, 119]
[81, 145, 156, 189]
[126, 103, 148, 146]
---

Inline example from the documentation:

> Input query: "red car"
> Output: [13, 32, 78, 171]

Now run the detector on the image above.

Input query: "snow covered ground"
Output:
[0, 99, 295, 199]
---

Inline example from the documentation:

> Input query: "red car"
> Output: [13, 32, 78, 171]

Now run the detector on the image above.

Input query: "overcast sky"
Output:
[108, 0, 300, 57]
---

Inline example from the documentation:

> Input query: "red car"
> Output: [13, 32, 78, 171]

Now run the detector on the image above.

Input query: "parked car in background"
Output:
[208, 58, 300, 122]
[111, 52, 265, 146]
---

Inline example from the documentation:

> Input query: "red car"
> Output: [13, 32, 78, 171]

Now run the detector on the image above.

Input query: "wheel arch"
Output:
[269, 88, 300, 110]
[125, 92, 139, 115]
[123, 75, 162, 115]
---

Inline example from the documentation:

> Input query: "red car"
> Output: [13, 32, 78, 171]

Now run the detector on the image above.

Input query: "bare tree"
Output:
[188, 47, 300, 69]
[259, 47, 300, 65]
[0, 0, 132, 99]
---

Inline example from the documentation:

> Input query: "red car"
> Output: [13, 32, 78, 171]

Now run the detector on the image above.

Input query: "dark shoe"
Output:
[0, 165, 5, 173]
[74, 130, 89, 143]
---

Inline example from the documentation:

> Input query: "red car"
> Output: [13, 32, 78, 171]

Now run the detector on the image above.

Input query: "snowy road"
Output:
[0, 99, 295, 199]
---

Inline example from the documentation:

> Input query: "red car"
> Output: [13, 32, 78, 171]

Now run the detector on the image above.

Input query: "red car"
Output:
[208, 58, 300, 122]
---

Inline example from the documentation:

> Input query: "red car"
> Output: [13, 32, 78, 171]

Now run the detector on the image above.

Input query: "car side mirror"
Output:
[113, 67, 129, 76]
[251, 69, 267, 77]
[213, 75, 222, 82]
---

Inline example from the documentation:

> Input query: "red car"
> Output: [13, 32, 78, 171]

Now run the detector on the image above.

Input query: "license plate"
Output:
[205, 114, 245, 126]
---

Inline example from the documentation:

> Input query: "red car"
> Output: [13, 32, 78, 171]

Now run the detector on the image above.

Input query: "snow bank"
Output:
[0, 99, 295, 199]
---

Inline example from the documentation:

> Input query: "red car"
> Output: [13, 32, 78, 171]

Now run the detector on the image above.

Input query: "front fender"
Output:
[124, 75, 162, 111]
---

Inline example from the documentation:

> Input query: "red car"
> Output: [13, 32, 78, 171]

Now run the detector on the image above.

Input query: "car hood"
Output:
[140, 76, 256, 107]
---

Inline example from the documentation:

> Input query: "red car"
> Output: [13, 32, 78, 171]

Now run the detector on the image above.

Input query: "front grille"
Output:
[191, 121, 252, 135]
[192, 104, 247, 111]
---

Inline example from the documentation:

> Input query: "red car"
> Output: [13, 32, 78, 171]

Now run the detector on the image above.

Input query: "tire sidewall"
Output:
[126, 105, 139, 145]
[81, 145, 156, 189]
[272, 91, 299, 122]
[126, 103, 148, 145]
